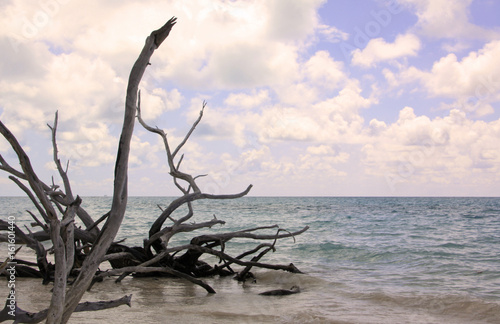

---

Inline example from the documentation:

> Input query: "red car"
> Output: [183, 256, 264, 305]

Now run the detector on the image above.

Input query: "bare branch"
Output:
[0, 154, 26, 179]
[145, 217, 225, 249]
[95, 265, 215, 294]
[9, 176, 50, 223]
[187, 244, 303, 274]
[172, 101, 206, 159]
[138, 96, 202, 192]
[192, 225, 309, 245]
[26, 210, 48, 232]
[148, 184, 253, 252]
[101, 252, 138, 263]
[48, 111, 74, 201]
[86, 211, 110, 232]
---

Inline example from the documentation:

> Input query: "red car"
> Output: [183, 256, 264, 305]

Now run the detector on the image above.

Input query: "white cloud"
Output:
[362, 107, 500, 190]
[129, 134, 162, 169]
[397, 40, 500, 116]
[398, 0, 500, 40]
[224, 90, 270, 109]
[152, 0, 325, 90]
[256, 79, 373, 144]
[273, 82, 319, 106]
[57, 122, 117, 168]
[185, 99, 250, 147]
[352, 33, 421, 67]
[304, 50, 347, 89]
[202, 42, 287, 88]
[301, 145, 350, 173]
[0, 50, 125, 131]
[316, 24, 349, 43]
[368, 119, 387, 136]
[296, 153, 349, 180]
[306, 144, 334, 155]
[258, 105, 318, 142]
[314, 80, 372, 130]
[265, 0, 325, 41]
[441, 41, 472, 53]
[140, 88, 182, 121]
[427, 41, 500, 98]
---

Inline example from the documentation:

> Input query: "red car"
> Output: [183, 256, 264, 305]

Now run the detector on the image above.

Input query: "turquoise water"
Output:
[2, 196, 500, 323]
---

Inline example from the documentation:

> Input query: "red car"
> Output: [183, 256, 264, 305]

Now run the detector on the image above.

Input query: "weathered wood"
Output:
[61, 17, 178, 323]
[184, 244, 305, 274]
[145, 216, 225, 251]
[191, 225, 309, 246]
[0, 293, 131, 323]
[0, 15, 311, 323]
[147, 185, 253, 253]
[94, 265, 215, 294]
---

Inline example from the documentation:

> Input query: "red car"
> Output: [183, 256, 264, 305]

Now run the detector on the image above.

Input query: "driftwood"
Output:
[0, 292, 131, 323]
[0, 17, 308, 323]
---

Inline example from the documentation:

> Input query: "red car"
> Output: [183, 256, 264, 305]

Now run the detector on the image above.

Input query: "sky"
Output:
[1, 0, 500, 197]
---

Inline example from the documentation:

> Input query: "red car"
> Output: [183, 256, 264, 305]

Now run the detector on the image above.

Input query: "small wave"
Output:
[354, 291, 500, 323]
[278, 310, 339, 324]
[481, 208, 500, 214]
[254, 270, 330, 287]
[436, 242, 466, 249]
[462, 214, 487, 219]
[296, 242, 351, 255]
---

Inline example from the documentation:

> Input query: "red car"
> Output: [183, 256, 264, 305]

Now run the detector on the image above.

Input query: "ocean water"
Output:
[1, 196, 500, 323]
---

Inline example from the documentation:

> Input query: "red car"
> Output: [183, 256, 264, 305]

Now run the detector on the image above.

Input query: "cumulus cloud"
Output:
[140, 88, 183, 121]
[352, 33, 421, 67]
[398, 0, 500, 40]
[258, 105, 318, 142]
[396, 40, 500, 116]
[302, 145, 349, 174]
[265, 0, 325, 41]
[152, 0, 324, 90]
[299, 152, 349, 170]
[129, 134, 163, 169]
[427, 41, 500, 99]
[255, 79, 373, 145]
[306, 144, 334, 155]
[368, 119, 387, 136]
[362, 107, 500, 191]
[304, 50, 347, 89]
[224, 90, 270, 108]
[56, 122, 117, 168]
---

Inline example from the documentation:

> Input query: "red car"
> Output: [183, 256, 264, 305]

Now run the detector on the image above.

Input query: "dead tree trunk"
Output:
[61, 16, 178, 324]
[0, 17, 178, 323]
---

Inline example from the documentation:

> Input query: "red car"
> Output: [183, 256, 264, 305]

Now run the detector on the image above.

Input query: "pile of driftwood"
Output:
[0, 17, 308, 323]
